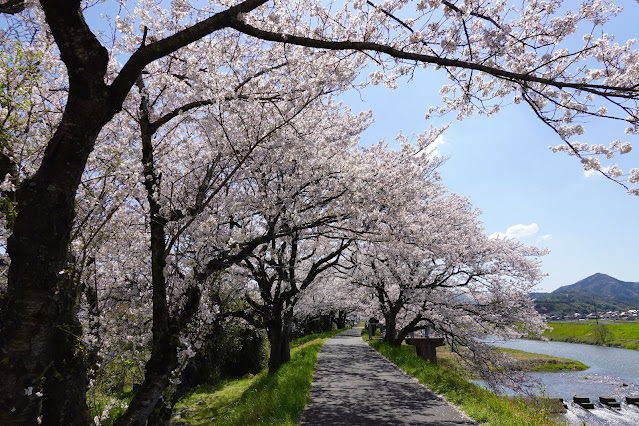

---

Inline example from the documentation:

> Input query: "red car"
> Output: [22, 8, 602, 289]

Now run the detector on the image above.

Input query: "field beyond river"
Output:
[543, 321, 639, 350]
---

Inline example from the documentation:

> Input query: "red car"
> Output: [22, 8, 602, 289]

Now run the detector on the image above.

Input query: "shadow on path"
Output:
[300, 328, 476, 425]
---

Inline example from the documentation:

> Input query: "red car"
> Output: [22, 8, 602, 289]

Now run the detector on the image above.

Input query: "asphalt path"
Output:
[300, 328, 477, 425]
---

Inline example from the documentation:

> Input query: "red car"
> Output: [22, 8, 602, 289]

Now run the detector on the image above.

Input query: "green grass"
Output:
[87, 357, 144, 425]
[544, 322, 639, 350]
[364, 335, 563, 425]
[170, 328, 343, 425]
[495, 348, 588, 372]
[438, 346, 587, 373]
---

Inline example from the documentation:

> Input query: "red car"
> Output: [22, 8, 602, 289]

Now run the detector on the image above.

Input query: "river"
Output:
[486, 338, 639, 425]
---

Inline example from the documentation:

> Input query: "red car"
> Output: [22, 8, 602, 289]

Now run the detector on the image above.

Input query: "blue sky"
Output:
[342, 65, 639, 292]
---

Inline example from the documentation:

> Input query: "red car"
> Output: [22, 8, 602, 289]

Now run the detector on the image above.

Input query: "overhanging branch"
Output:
[228, 18, 639, 100]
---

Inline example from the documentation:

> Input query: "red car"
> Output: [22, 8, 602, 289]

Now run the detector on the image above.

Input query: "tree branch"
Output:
[109, 0, 270, 106]
[228, 18, 639, 99]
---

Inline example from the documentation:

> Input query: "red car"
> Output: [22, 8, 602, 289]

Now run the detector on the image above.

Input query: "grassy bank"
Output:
[170, 328, 343, 425]
[437, 346, 587, 373]
[365, 338, 562, 425]
[496, 348, 588, 372]
[544, 321, 639, 350]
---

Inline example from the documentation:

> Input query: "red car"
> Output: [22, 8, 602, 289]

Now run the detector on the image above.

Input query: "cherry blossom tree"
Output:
[353, 191, 544, 339]
[107, 41, 365, 421]
[2, 1, 639, 424]
[210, 100, 369, 372]
[351, 166, 547, 391]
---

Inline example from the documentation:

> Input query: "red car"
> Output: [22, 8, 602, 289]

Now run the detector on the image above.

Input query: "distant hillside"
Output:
[532, 273, 639, 317]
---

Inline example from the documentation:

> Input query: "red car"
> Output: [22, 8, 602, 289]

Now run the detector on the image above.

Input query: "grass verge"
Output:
[170, 328, 344, 425]
[364, 336, 562, 425]
[543, 322, 639, 350]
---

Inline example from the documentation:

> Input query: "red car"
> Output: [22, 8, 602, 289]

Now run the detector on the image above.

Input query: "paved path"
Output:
[300, 328, 476, 425]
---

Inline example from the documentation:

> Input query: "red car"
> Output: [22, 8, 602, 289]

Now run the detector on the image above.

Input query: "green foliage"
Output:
[366, 338, 562, 425]
[171, 328, 343, 425]
[93, 357, 144, 396]
[0, 39, 43, 229]
[87, 357, 144, 424]
[592, 324, 613, 345]
[534, 296, 629, 317]
[0, 196, 17, 223]
[0, 40, 41, 131]
[205, 321, 268, 381]
[544, 321, 639, 350]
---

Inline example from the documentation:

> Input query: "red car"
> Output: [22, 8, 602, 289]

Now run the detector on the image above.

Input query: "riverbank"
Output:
[438, 346, 588, 373]
[543, 321, 639, 350]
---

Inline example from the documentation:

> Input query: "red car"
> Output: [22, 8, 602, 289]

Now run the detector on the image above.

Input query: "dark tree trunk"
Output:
[114, 285, 201, 425]
[113, 84, 176, 426]
[0, 2, 268, 423]
[396, 316, 424, 345]
[0, 2, 115, 423]
[383, 314, 399, 345]
[41, 269, 90, 425]
[266, 314, 292, 372]
[146, 365, 192, 426]
[320, 314, 332, 332]
[395, 327, 411, 345]
[0, 62, 111, 426]
[336, 310, 347, 329]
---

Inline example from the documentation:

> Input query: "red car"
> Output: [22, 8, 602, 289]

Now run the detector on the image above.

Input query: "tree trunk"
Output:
[113, 88, 176, 426]
[396, 317, 424, 345]
[41, 270, 90, 425]
[146, 365, 193, 426]
[0, 3, 115, 423]
[0, 89, 112, 425]
[114, 285, 202, 426]
[383, 314, 399, 345]
[395, 327, 411, 345]
[336, 310, 347, 329]
[266, 314, 292, 372]
[320, 314, 331, 332]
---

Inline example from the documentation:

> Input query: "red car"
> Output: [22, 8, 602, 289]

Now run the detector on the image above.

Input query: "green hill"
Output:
[532, 273, 639, 317]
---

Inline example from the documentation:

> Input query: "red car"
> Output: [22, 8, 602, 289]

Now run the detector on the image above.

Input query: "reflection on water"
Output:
[483, 338, 639, 425]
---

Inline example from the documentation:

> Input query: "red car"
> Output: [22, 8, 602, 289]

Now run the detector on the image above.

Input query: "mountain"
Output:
[531, 273, 639, 317]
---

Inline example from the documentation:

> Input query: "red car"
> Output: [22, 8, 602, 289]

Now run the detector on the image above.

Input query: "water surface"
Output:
[487, 338, 639, 425]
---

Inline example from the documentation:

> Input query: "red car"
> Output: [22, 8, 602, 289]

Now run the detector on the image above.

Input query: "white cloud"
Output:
[426, 134, 445, 157]
[536, 234, 552, 242]
[415, 134, 445, 158]
[490, 223, 540, 240]
[584, 169, 598, 178]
